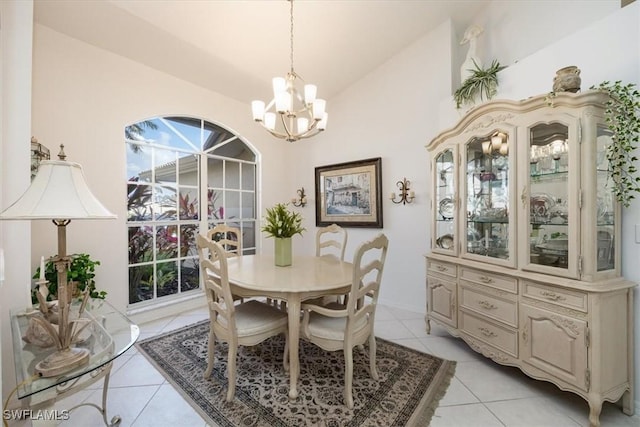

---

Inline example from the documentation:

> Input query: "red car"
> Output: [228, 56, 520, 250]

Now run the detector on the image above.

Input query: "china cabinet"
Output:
[426, 91, 635, 427]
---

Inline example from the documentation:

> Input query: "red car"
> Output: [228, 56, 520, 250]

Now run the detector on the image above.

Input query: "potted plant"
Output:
[589, 81, 640, 207]
[32, 253, 107, 304]
[261, 203, 305, 267]
[454, 59, 507, 109]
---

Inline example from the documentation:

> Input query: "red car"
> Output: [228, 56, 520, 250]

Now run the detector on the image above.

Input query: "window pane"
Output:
[157, 225, 178, 259]
[225, 161, 240, 189]
[129, 265, 153, 303]
[164, 117, 202, 150]
[178, 153, 198, 185]
[242, 164, 255, 191]
[155, 185, 177, 221]
[180, 259, 199, 292]
[207, 157, 223, 187]
[126, 145, 152, 182]
[203, 122, 235, 151]
[180, 224, 198, 257]
[128, 226, 154, 264]
[127, 184, 152, 221]
[242, 192, 255, 219]
[241, 221, 256, 254]
[179, 187, 199, 220]
[208, 189, 223, 220]
[155, 149, 177, 185]
[224, 191, 240, 220]
[156, 261, 178, 297]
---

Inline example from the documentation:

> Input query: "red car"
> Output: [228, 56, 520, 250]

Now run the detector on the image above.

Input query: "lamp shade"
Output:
[0, 159, 116, 220]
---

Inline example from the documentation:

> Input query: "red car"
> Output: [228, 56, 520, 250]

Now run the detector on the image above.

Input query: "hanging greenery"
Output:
[454, 59, 507, 109]
[590, 81, 640, 207]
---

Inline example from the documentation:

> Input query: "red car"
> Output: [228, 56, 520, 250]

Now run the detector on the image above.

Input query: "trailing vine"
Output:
[590, 81, 640, 207]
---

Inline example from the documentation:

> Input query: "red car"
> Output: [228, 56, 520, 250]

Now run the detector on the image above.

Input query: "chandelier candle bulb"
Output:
[318, 113, 328, 130]
[265, 113, 276, 130]
[251, 101, 265, 121]
[304, 84, 317, 104]
[313, 99, 326, 120]
[297, 118, 309, 133]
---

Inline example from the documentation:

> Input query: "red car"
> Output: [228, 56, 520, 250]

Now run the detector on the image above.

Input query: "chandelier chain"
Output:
[289, 0, 295, 74]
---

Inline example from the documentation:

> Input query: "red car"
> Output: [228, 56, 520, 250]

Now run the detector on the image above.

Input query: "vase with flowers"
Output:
[261, 203, 305, 266]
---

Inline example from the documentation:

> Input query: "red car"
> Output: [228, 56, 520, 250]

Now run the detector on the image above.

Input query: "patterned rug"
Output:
[137, 320, 455, 427]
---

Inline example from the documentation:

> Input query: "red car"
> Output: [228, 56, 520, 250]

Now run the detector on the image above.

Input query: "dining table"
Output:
[225, 254, 353, 399]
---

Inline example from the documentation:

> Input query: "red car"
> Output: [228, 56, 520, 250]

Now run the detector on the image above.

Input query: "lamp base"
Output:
[35, 347, 90, 377]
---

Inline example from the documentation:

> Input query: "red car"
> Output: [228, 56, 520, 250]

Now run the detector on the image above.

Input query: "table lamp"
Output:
[0, 145, 116, 377]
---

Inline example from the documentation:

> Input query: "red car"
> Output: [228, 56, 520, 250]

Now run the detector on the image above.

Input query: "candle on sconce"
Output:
[410, 191, 415, 199]
[390, 193, 395, 200]
[39, 256, 45, 281]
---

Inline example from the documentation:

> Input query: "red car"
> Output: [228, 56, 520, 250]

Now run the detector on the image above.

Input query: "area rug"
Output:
[137, 320, 456, 427]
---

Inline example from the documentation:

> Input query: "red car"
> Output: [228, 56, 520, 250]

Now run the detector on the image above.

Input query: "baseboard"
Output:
[127, 293, 207, 326]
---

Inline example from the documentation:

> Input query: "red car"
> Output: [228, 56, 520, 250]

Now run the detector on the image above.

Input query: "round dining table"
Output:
[225, 254, 353, 399]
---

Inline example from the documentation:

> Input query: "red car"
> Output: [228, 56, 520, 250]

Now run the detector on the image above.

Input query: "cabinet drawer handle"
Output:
[478, 327, 497, 338]
[477, 300, 497, 310]
[540, 291, 566, 301]
[478, 275, 493, 283]
[436, 265, 448, 272]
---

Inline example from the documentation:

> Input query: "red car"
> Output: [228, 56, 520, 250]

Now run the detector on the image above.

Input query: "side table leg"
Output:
[100, 367, 121, 426]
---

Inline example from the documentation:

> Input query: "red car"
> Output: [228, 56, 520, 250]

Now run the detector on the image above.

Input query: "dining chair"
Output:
[197, 235, 289, 402]
[207, 223, 242, 257]
[203, 225, 243, 302]
[316, 223, 348, 261]
[300, 233, 389, 409]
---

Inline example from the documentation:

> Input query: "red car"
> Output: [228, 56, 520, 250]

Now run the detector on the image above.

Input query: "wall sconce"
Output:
[482, 131, 509, 155]
[292, 187, 307, 207]
[390, 178, 415, 205]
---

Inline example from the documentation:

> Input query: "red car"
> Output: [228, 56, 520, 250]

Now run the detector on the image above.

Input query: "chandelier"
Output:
[251, 0, 328, 142]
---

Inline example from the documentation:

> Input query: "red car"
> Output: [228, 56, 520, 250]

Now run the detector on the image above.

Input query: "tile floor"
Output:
[25, 304, 639, 427]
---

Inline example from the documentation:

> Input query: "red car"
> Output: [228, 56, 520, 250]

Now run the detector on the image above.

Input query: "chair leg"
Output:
[204, 328, 216, 379]
[344, 347, 354, 409]
[226, 344, 238, 402]
[369, 334, 378, 380]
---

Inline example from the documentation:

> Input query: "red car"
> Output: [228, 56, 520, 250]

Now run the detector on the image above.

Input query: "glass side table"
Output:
[10, 298, 139, 426]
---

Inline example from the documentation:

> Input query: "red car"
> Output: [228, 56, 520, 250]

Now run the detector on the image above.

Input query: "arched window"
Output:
[126, 116, 257, 306]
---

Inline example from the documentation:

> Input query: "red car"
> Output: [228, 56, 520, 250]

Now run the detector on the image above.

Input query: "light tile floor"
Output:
[25, 304, 639, 427]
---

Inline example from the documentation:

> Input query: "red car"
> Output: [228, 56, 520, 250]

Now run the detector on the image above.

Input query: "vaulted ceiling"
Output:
[34, 0, 490, 104]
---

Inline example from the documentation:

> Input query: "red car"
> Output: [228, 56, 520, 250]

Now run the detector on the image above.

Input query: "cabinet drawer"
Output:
[427, 259, 457, 279]
[459, 283, 518, 328]
[460, 267, 517, 293]
[460, 310, 518, 357]
[522, 281, 587, 312]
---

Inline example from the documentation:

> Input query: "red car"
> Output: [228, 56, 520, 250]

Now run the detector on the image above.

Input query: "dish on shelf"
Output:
[436, 234, 454, 250]
[535, 244, 568, 256]
[530, 193, 555, 220]
[438, 197, 454, 219]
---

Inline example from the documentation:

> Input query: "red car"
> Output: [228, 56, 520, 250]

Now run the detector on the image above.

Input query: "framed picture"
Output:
[315, 157, 383, 228]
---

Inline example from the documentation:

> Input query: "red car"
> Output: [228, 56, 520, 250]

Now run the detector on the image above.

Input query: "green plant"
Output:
[32, 253, 106, 303]
[589, 81, 640, 207]
[454, 59, 507, 109]
[261, 203, 305, 238]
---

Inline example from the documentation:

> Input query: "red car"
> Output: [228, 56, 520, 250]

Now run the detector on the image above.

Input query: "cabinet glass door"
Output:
[433, 149, 456, 254]
[527, 121, 576, 276]
[596, 124, 615, 272]
[464, 131, 512, 265]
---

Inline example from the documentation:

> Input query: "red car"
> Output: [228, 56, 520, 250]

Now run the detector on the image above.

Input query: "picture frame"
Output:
[315, 157, 383, 228]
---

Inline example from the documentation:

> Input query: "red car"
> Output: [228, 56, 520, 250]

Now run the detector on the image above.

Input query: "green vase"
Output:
[274, 237, 292, 267]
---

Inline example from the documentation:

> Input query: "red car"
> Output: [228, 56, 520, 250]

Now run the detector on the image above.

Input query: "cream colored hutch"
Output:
[425, 91, 635, 427]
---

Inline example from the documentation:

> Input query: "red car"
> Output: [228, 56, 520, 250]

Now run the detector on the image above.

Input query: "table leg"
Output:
[287, 294, 301, 400]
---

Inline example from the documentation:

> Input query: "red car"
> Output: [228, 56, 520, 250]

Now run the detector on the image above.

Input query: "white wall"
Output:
[2, 0, 637, 410]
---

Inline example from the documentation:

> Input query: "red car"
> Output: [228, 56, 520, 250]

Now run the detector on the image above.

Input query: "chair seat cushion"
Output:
[307, 310, 368, 341]
[233, 300, 288, 336]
